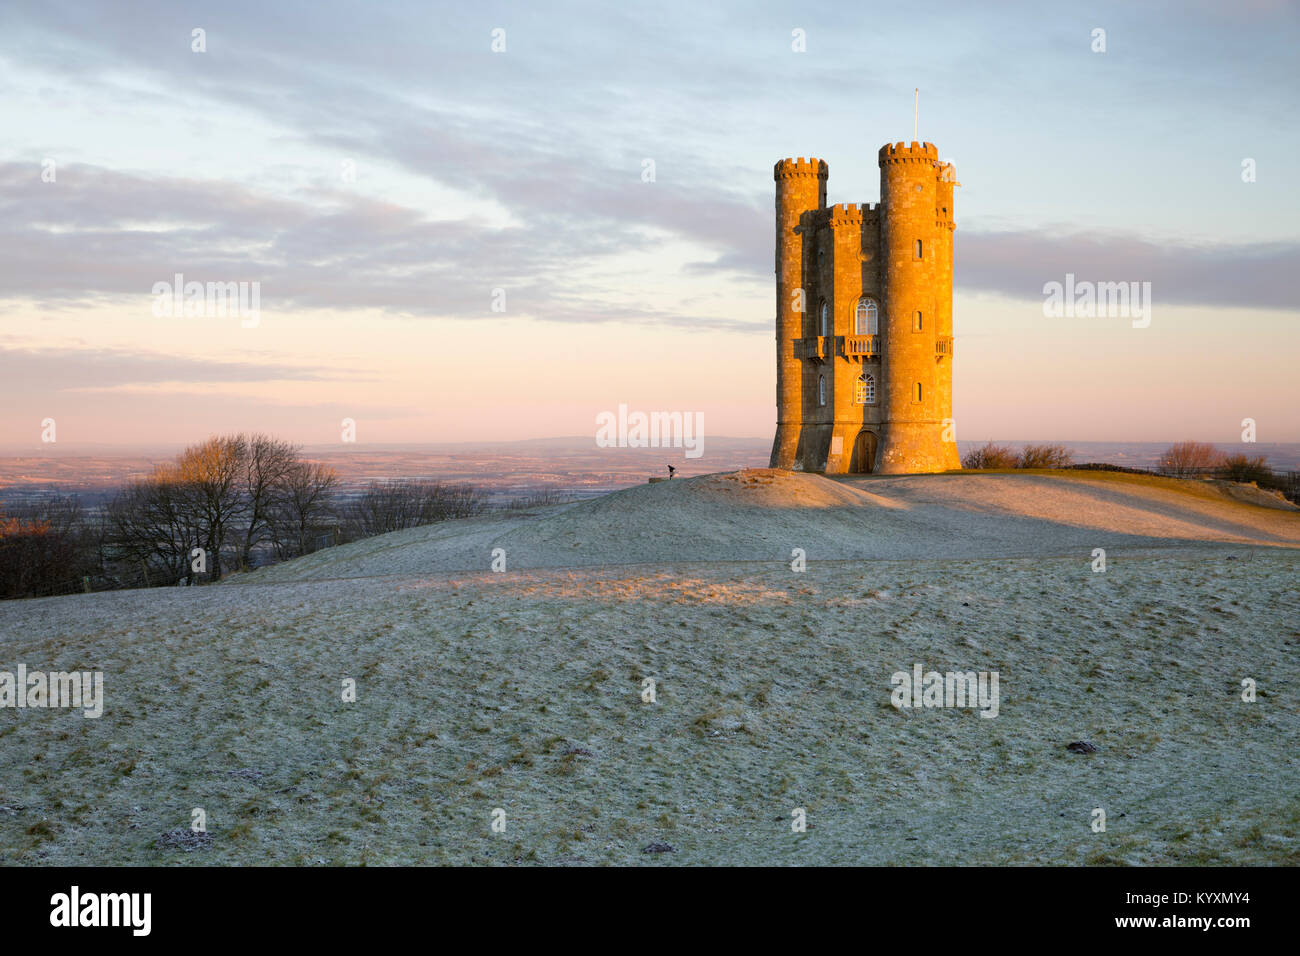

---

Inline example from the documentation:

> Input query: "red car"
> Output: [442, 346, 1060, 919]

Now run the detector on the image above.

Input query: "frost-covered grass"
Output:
[238, 469, 1300, 582]
[2, 547, 1297, 866]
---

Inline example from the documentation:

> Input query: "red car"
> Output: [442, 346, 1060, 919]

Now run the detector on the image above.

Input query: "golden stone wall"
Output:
[770, 158, 826, 470]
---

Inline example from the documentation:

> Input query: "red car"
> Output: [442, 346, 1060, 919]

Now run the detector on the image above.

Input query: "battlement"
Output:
[774, 157, 829, 180]
[827, 202, 877, 226]
[878, 141, 938, 166]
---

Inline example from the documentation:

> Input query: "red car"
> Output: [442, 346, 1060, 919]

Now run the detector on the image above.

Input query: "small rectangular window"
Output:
[915, 239, 923, 259]
[914, 382, 923, 403]
[913, 311, 923, 332]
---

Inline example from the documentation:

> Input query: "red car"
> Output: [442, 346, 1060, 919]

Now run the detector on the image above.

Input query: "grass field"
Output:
[2, 470, 1297, 865]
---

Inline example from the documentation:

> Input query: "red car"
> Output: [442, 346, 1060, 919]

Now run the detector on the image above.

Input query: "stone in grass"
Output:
[1066, 740, 1099, 754]
[156, 827, 214, 852]
[225, 768, 267, 784]
[642, 842, 677, 854]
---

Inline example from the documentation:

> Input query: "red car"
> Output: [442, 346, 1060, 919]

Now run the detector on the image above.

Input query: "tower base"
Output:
[769, 423, 800, 470]
[875, 422, 960, 474]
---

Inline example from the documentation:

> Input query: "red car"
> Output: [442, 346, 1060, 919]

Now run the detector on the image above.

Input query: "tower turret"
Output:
[875, 142, 957, 473]
[770, 157, 827, 470]
[934, 160, 958, 465]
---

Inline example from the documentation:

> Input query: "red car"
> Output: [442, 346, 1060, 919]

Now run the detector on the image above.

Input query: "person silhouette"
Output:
[667, 465, 676, 479]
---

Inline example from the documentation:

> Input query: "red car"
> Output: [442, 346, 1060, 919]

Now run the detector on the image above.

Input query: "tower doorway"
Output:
[851, 430, 878, 474]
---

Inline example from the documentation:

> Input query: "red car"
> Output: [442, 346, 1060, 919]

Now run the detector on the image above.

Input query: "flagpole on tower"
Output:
[914, 88, 919, 140]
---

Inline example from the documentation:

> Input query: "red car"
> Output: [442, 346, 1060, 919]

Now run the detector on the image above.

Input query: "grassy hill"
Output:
[244, 468, 1299, 582]
[1, 469, 1297, 865]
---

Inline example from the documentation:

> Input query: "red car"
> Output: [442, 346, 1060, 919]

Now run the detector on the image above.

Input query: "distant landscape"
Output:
[3, 438, 1297, 508]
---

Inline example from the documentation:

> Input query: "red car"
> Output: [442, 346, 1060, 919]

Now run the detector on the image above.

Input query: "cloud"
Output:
[0, 2, 789, 331]
[956, 230, 1300, 311]
[2, 0, 1296, 327]
[6, 160, 1295, 330]
[0, 343, 341, 391]
[0, 161, 766, 329]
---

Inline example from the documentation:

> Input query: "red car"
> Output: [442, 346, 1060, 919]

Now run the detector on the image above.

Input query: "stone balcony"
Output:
[794, 336, 833, 362]
[795, 335, 880, 363]
[842, 334, 880, 360]
[936, 336, 953, 357]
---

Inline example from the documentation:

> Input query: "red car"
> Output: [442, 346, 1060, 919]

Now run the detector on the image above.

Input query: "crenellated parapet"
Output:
[774, 157, 829, 180]
[826, 202, 878, 227]
[878, 141, 939, 166]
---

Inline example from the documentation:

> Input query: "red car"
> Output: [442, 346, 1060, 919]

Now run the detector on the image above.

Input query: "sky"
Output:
[0, 0, 1297, 448]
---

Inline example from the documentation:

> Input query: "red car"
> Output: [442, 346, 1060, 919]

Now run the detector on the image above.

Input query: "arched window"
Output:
[913, 310, 923, 332]
[819, 375, 827, 406]
[914, 382, 923, 403]
[819, 301, 829, 337]
[915, 239, 923, 259]
[855, 373, 876, 405]
[855, 297, 878, 335]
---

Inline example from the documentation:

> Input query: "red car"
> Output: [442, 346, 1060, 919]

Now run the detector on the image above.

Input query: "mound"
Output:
[241, 469, 1300, 583]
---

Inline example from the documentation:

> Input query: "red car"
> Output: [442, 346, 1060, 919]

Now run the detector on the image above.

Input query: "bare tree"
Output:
[172, 436, 246, 580]
[100, 434, 331, 583]
[103, 476, 201, 587]
[236, 433, 298, 570]
[267, 460, 339, 559]
[1158, 441, 1225, 477]
[15, 434, 489, 596]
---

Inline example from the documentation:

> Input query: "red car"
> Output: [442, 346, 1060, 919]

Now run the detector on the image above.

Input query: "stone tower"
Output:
[769, 142, 960, 474]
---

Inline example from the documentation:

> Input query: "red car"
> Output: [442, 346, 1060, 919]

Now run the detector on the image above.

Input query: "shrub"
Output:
[961, 442, 1018, 470]
[0, 497, 97, 599]
[1220, 454, 1270, 484]
[343, 480, 486, 539]
[506, 488, 570, 510]
[1017, 444, 1074, 469]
